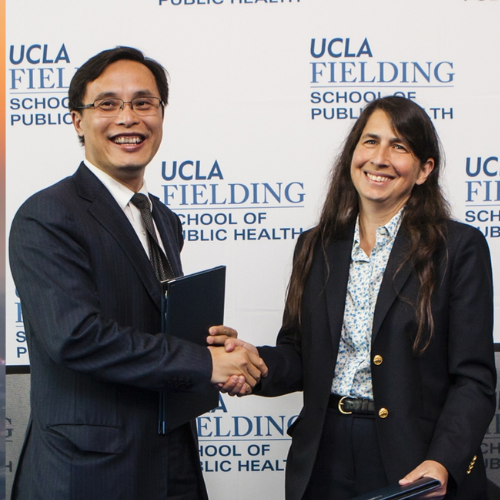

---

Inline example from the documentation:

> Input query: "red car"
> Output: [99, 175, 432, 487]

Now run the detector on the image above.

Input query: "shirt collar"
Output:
[354, 207, 404, 242]
[352, 207, 404, 259]
[84, 160, 151, 211]
[383, 207, 404, 241]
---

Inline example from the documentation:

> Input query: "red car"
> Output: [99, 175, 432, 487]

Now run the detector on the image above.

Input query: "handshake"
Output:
[207, 325, 267, 397]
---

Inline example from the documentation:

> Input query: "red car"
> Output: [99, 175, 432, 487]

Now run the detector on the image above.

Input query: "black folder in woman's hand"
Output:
[350, 477, 441, 500]
[158, 266, 225, 433]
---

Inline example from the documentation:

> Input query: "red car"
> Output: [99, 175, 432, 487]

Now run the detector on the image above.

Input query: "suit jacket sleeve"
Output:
[9, 186, 213, 393]
[256, 232, 308, 397]
[423, 225, 496, 486]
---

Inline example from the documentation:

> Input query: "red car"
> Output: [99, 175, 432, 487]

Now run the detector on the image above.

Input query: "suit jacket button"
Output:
[378, 408, 389, 419]
[373, 355, 383, 365]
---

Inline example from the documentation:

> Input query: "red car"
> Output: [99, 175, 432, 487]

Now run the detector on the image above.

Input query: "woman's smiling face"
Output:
[350, 109, 434, 215]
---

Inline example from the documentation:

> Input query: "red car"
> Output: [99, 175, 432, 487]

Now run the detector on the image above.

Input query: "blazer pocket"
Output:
[47, 424, 125, 454]
[418, 418, 436, 444]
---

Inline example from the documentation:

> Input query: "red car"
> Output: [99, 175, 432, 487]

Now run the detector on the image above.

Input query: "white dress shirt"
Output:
[84, 160, 166, 256]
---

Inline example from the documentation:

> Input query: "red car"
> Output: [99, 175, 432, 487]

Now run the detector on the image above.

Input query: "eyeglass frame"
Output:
[75, 96, 165, 116]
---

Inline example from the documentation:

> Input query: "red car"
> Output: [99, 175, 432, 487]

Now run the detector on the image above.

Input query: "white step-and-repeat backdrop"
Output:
[5, 0, 500, 498]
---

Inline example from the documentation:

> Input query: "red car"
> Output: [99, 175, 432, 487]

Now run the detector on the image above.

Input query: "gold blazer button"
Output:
[373, 355, 383, 365]
[378, 408, 389, 419]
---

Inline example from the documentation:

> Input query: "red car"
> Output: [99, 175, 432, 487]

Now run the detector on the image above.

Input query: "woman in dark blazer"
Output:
[221, 96, 496, 499]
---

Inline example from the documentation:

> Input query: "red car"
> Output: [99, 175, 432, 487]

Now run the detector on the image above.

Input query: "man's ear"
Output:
[71, 110, 83, 136]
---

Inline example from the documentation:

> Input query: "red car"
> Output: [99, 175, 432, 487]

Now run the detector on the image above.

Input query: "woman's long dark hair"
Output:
[284, 96, 450, 353]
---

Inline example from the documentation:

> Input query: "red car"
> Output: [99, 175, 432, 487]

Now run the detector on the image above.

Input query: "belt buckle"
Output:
[338, 396, 352, 415]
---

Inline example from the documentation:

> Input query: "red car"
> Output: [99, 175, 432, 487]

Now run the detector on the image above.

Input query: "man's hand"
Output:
[399, 460, 448, 499]
[209, 345, 268, 390]
[207, 325, 238, 346]
[216, 338, 261, 396]
[207, 329, 263, 396]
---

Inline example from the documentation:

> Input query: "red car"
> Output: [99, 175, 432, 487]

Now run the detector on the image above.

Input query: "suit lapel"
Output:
[73, 163, 162, 311]
[371, 228, 412, 343]
[324, 228, 355, 350]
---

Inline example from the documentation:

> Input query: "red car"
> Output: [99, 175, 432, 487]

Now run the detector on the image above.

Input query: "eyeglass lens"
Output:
[94, 97, 161, 116]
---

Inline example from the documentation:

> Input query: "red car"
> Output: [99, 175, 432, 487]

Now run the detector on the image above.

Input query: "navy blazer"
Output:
[9, 163, 212, 499]
[257, 220, 496, 500]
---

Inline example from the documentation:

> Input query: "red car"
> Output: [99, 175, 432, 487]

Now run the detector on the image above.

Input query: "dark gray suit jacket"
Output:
[9, 163, 212, 499]
[257, 221, 496, 500]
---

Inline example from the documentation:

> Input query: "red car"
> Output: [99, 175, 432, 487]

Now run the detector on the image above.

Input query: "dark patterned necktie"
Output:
[131, 193, 174, 282]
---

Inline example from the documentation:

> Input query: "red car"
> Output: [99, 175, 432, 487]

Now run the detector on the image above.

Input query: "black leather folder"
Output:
[158, 265, 225, 433]
[350, 477, 441, 500]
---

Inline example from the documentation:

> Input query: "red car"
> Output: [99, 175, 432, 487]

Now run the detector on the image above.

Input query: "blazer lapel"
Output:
[73, 163, 162, 311]
[371, 228, 412, 343]
[324, 228, 355, 349]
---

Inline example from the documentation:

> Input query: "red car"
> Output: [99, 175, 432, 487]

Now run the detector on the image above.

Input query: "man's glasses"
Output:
[76, 97, 164, 117]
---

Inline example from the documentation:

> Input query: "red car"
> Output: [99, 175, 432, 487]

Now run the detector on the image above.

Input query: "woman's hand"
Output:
[206, 325, 238, 346]
[399, 460, 448, 499]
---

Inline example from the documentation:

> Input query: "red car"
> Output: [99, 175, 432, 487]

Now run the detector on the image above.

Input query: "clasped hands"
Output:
[207, 326, 264, 396]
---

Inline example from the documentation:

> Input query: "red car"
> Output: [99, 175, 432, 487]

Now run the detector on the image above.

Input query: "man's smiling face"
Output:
[72, 59, 164, 188]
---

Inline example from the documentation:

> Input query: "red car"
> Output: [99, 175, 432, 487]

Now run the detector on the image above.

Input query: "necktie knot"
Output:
[131, 193, 150, 211]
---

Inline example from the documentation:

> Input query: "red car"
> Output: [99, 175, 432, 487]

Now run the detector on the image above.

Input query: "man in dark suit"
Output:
[9, 46, 267, 500]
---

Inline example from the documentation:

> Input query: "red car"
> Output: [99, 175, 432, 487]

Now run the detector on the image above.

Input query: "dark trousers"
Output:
[165, 422, 207, 500]
[303, 408, 388, 500]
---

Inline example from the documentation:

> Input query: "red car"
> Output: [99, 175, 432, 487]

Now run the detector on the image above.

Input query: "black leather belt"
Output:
[329, 394, 375, 415]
